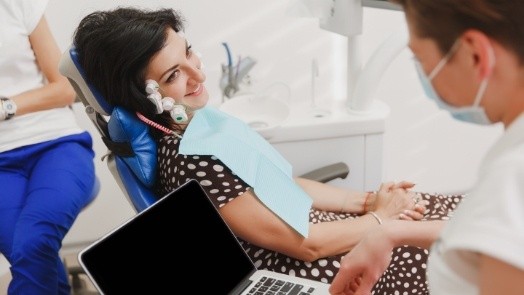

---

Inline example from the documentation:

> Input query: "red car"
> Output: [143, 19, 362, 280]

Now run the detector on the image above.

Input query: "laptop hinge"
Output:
[228, 271, 257, 295]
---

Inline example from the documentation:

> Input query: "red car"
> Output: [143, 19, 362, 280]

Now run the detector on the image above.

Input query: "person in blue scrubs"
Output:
[0, 0, 96, 294]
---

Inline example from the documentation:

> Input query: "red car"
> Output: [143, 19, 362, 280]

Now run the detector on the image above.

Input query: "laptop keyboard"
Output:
[246, 276, 316, 295]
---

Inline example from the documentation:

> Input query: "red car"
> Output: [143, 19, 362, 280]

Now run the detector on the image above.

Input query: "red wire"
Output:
[135, 112, 182, 138]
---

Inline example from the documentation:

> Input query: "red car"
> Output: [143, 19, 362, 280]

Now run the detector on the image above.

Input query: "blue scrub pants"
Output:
[0, 132, 95, 295]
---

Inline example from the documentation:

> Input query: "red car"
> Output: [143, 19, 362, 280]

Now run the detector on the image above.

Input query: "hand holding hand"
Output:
[373, 182, 425, 221]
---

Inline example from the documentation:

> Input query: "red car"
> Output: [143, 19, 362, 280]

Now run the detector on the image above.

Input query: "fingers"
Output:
[349, 276, 361, 293]
[414, 203, 426, 214]
[392, 180, 415, 190]
[399, 197, 426, 221]
[399, 209, 424, 221]
[330, 274, 374, 295]
[330, 265, 362, 295]
[379, 180, 416, 193]
[410, 193, 426, 213]
[353, 273, 377, 295]
[378, 182, 395, 193]
[398, 212, 413, 221]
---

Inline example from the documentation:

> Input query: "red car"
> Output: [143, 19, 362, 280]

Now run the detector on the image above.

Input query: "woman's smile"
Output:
[186, 84, 204, 97]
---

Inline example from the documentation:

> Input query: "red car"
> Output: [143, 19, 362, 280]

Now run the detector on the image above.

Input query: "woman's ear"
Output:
[462, 29, 496, 79]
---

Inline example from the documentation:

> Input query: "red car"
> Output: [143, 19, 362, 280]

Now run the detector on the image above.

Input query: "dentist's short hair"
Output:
[390, 0, 524, 65]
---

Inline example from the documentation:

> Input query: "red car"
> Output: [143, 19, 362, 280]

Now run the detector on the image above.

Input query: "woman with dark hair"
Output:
[73, 7, 461, 294]
[330, 1, 524, 294]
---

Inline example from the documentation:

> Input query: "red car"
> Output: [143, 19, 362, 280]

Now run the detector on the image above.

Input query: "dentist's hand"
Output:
[329, 228, 395, 295]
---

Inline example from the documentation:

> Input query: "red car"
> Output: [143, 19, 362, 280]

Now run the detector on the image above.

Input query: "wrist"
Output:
[362, 192, 376, 213]
[367, 211, 383, 225]
[0, 108, 6, 121]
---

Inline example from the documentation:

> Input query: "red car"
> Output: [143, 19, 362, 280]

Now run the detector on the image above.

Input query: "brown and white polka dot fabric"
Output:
[155, 134, 463, 295]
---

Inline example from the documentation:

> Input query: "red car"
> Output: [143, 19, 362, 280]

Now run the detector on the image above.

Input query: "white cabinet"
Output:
[269, 101, 389, 191]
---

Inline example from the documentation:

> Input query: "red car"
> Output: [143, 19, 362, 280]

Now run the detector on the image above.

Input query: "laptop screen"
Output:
[79, 180, 256, 294]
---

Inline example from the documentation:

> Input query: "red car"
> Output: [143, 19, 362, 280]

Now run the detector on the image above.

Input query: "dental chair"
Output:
[58, 44, 349, 294]
[60, 45, 158, 213]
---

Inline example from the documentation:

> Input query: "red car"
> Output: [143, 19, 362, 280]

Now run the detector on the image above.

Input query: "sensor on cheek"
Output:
[145, 79, 188, 123]
[161, 96, 188, 123]
[145, 80, 164, 114]
[170, 105, 189, 123]
[147, 92, 164, 114]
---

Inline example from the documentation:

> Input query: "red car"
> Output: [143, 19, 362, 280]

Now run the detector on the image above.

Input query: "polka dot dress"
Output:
[155, 134, 463, 295]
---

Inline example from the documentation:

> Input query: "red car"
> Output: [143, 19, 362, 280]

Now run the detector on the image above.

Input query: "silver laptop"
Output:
[78, 179, 330, 294]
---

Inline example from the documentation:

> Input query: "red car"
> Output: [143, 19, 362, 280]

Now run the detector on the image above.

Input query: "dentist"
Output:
[330, 0, 524, 294]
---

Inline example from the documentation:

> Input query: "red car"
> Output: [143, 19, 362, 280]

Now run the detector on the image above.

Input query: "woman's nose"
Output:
[187, 60, 205, 84]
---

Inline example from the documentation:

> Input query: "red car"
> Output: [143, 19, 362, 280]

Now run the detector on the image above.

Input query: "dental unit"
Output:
[220, 42, 257, 101]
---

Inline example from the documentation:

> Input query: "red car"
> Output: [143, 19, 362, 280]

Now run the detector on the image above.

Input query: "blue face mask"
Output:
[413, 41, 492, 125]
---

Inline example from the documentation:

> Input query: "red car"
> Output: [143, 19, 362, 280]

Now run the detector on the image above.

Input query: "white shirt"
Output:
[0, 0, 83, 152]
[428, 114, 524, 294]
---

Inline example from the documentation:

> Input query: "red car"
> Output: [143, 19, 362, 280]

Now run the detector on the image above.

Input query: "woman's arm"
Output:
[219, 183, 429, 262]
[296, 177, 420, 215]
[219, 189, 382, 261]
[295, 177, 370, 213]
[10, 16, 76, 116]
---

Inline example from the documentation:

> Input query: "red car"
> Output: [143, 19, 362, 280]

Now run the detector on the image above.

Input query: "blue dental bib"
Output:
[179, 106, 312, 237]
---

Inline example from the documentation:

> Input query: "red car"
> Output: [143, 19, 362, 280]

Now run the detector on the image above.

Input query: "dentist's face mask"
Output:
[413, 40, 493, 125]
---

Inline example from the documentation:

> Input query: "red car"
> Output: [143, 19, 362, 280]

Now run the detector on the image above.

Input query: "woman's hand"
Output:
[372, 182, 426, 221]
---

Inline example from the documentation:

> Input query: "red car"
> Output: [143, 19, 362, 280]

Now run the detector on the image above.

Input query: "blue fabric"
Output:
[114, 156, 158, 212]
[180, 106, 312, 237]
[108, 107, 157, 188]
[0, 132, 95, 295]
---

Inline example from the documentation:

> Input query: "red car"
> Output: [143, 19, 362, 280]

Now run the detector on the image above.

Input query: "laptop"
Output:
[78, 179, 330, 294]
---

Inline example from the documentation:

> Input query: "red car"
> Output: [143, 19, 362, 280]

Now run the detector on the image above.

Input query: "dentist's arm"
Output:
[329, 220, 444, 295]
[479, 254, 524, 295]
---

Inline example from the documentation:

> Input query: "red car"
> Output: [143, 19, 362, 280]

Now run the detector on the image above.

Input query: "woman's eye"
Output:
[166, 70, 180, 83]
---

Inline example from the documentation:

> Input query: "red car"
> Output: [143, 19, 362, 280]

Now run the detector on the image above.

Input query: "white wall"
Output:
[43, 0, 503, 249]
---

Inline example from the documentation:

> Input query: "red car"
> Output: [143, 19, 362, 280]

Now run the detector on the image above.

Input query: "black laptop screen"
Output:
[79, 180, 256, 294]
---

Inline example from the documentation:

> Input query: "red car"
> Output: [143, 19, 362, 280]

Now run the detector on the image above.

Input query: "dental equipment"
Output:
[287, 0, 405, 114]
[220, 42, 257, 101]
[310, 58, 330, 117]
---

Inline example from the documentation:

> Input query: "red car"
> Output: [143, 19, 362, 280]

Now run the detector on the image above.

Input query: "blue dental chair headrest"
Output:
[108, 106, 157, 187]
[59, 45, 159, 212]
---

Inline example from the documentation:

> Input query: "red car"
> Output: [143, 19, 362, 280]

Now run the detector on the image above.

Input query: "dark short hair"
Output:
[73, 7, 186, 136]
[390, 0, 524, 64]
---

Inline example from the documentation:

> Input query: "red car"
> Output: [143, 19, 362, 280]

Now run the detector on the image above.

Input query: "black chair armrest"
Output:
[299, 162, 350, 183]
